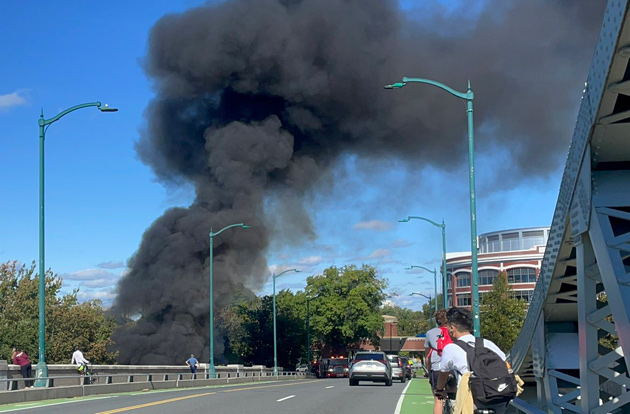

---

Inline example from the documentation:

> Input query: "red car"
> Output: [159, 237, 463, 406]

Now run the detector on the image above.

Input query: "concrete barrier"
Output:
[0, 369, 314, 406]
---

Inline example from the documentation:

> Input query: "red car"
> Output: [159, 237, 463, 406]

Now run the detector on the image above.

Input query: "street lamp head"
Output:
[404, 266, 412, 270]
[98, 103, 118, 112]
[383, 82, 406, 89]
[398, 217, 411, 223]
[242, 225, 252, 229]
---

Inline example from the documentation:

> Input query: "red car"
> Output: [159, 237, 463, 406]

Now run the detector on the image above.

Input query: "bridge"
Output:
[509, 0, 630, 413]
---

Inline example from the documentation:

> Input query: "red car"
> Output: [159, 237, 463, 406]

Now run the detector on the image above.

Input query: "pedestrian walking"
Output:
[12, 348, 33, 388]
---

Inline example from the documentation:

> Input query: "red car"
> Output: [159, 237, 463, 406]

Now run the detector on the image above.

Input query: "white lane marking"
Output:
[325, 386, 334, 389]
[393, 379, 413, 414]
[277, 395, 296, 402]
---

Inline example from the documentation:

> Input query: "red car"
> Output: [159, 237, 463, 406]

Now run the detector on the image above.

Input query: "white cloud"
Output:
[80, 278, 118, 288]
[368, 248, 392, 259]
[353, 220, 392, 232]
[76, 289, 116, 306]
[0, 91, 27, 110]
[97, 260, 125, 269]
[62, 268, 119, 281]
[298, 256, 323, 266]
[391, 239, 413, 248]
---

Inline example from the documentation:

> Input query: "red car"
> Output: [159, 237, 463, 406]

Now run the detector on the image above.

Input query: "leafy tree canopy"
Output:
[306, 265, 387, 353]
[0, 261, 118, 364]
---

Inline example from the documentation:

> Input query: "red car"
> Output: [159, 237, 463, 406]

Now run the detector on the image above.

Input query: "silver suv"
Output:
[387, 355, 406, 383]
[349, 351, 392, 386]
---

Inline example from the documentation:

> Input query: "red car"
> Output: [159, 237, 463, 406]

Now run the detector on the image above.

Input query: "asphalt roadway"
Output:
[0, 378, 417, 414]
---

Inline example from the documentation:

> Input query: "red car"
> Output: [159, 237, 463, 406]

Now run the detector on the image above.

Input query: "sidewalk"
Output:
[399, 378, 435, 414]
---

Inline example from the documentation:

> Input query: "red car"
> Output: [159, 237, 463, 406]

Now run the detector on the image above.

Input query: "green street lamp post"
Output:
[409, 292, 434, 327]
[399, 216, 447, 309]
[209, 223, 251, 378]
[388, 77, 479, 336]
[273, 269, 301, 375]
[405, 265, 438, 321]
[36, 102, 117, 386]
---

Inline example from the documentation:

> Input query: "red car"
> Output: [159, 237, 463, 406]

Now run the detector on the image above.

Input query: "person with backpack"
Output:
[435, 307, 516, 414]
[425, 309, 453, 414]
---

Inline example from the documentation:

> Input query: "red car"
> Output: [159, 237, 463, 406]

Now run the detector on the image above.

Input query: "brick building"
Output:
[446, 227, 549, 308]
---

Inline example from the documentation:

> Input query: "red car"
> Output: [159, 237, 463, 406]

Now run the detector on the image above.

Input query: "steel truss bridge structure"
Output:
[509, 1, 630, 413]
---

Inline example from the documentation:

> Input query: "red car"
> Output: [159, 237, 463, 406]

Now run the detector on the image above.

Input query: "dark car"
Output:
[400, 356, 412, 380]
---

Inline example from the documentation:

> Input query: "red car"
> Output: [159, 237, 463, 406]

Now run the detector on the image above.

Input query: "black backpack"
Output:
[455, 338, 517, 406]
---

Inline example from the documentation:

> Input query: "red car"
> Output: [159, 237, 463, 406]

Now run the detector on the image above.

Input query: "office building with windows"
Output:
[445, 227, 549, 308]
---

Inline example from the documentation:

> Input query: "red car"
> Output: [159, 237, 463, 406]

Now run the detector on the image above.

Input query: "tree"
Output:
[380, 305, 427, 336]
[306, 265, 387, 353]
[0, 261, 118, 364]
[221, 290, 307, 369]
[480, 271, 527, 351]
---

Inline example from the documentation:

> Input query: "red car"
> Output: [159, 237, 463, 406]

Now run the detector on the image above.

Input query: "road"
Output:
[0, 378, 420, 414]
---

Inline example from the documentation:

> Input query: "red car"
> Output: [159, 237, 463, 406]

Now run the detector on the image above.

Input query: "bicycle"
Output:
[78, 363, 96, 384]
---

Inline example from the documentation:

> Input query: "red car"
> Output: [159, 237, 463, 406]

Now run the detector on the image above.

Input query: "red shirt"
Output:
[12, 352, 30, 366]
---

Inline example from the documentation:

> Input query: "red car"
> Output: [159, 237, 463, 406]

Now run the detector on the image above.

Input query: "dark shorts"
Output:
[428, 370, 440, 391]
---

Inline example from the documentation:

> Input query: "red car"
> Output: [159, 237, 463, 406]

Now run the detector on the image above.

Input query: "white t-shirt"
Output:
[439, 334, 505, 385]
[71, 350, 89, 366]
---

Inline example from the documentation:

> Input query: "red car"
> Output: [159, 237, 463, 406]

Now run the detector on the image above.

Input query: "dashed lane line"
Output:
[276, 395, 295, 402]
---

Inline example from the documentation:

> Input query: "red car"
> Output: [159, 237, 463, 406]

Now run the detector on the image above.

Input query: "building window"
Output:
[456, 272, 471, 287]
[511, 289, 535, 303]
[479, 269, 499, 286]
[501, 232, 520, 251]
[457, 293, 471, 307]
[447, 273, 453, 289]
[487, 235, 500, 253]
[522, 230, 545, 250]
[507, 268, 537, 284]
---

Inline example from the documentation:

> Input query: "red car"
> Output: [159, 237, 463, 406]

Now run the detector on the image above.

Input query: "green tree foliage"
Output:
[221, 264, 388, 367]
[380, 305, 427, 336]
[0, 261, 118, 364]
[480, 271, 527, 352]
[307, 265, 387, 353]
[220, 290, 306, 368]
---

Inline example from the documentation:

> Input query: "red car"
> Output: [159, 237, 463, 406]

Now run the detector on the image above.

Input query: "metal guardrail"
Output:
[0, 370, 314, 391]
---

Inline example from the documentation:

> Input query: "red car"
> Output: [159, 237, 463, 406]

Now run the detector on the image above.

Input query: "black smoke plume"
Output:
[111, 0, 605, 364]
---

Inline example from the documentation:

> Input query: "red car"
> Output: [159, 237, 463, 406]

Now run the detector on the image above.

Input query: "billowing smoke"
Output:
[111, 0, 605, 363]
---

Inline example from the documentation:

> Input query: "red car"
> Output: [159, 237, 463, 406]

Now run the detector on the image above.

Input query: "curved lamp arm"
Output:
[405, 265, 437, 275]
[273, 268, 301, 280]
[384, 78, 473, 101]
[39, 102, 117, 127]
[399, 215, 443, 229]
[211, 223, 251, 237]
[409, 292, 431, 300]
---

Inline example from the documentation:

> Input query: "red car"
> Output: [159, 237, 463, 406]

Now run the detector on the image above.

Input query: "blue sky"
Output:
[0, 0, 561, 310]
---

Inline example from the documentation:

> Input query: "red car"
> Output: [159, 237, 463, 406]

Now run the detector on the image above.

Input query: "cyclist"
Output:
[71, 346, 90, 375]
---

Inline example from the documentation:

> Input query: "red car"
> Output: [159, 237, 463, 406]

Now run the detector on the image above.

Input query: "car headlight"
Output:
[328, 368, 333, 372]
[344, 368, 349, 371]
